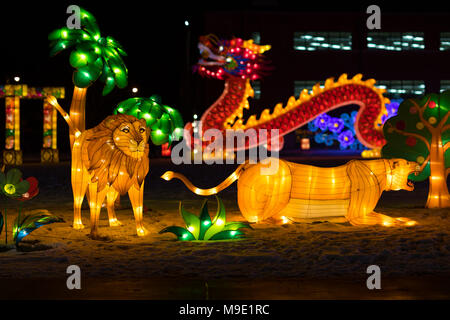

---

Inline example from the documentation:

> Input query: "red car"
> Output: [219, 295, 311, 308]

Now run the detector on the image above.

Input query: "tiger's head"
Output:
[386, 158, 419, 191]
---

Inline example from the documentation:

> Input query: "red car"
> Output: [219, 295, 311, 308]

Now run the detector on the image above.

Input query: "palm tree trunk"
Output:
[426, 134, 450, 208]
[69, 86, 87, 149]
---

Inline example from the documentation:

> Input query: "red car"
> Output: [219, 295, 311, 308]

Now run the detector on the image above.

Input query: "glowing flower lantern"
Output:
[162, 158, 418, 227]
[0, 168, 31, 199]
[0, 168, 60, 246]
[338, 130, 356, 149]
[383, 91, 450, 208]
[159, 196, 252, 241]
[308, 111, 366, 151]
[49, 7, 128, 148]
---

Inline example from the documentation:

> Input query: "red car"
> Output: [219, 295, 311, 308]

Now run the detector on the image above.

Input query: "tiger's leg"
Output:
[106, 188, 122, 227]
[88, 183, 108, 239]
[128, 182, 148, 236]
[71, 156, 89, 230]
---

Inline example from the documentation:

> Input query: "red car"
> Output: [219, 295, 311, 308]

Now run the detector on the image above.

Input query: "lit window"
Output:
[251, 32, 261, 44]
[440, 80, 450, 92]
[440, 33, 450, 51]
[377, 80, 425, 99]
[294, 81, 323, 97]
[293, 32, 352, 51]
[367, 32, 425, 51]
[252, 80, 261, 99]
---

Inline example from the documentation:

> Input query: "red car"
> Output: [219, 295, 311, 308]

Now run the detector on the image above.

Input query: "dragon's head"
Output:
[195, 34, 271, 80]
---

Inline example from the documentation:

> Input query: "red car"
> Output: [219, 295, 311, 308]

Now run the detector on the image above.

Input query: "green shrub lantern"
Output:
[114, 95, 184, 145]
[160, 196, 252, 241]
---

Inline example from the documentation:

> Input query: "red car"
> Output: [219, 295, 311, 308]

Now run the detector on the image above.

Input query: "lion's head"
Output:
[82, 114, 150, 194]
[386, 159, 419, 191]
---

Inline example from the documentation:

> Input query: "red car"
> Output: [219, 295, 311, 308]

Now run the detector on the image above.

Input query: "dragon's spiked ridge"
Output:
[226, 73, 390, 132]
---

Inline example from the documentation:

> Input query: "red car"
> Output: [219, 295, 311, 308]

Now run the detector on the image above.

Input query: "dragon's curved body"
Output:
[188, 35, 389, 152]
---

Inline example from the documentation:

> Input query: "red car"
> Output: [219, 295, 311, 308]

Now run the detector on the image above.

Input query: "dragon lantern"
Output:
[187, 34, 389, 156]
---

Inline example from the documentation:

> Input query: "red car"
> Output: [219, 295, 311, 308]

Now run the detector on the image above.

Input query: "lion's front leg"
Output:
[128, 182, 148, 236]
[88, 183, 108, 239]
[106, 188, 122, 227]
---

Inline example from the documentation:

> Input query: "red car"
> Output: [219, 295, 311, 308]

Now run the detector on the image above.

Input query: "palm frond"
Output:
[114, 96, 184, 145]
[49, 7, 127, 94]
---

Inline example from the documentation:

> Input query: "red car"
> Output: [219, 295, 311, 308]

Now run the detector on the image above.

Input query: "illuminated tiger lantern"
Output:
[162, 158, 419, 227]
[48, 96, 149, 238]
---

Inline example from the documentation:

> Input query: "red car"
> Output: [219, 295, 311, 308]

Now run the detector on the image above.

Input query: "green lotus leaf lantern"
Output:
[159, 196, 252, 241]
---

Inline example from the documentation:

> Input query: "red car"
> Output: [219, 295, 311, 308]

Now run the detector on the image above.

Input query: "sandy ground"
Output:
[0, 157, 449, 299]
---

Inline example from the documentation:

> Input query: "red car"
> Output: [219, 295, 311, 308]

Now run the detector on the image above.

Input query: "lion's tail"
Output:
[47, 95, 81, 138]
[161, 161, 250, 196]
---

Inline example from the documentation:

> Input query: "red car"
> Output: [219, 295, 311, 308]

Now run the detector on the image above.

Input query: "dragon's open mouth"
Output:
[407, 179, 415, 189]
[198, 55, 225, 66]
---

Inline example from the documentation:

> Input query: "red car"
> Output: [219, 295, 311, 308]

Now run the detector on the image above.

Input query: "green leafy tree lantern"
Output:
[160, 196, 252, 241]
[49, 7, 128, 148]
[382, 91, 450, 208]
[114, 95, 184, 145]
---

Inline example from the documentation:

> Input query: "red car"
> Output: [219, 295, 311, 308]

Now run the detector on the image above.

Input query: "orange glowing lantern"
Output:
[162, 158, 418, 227]
[0, 84, 65, 165]
[48, 96, 150, 238]
[300, 138, 310, 150]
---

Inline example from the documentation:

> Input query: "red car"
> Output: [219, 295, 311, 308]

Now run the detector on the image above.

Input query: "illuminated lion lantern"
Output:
[162, 158, 419, 227]
[48, 96, 150, 238]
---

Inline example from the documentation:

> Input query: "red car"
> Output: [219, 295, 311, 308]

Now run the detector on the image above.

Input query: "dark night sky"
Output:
[1, 0, 450, 157]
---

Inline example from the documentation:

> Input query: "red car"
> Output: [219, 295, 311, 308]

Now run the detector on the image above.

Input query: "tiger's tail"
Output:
[161, 161, 250, 196]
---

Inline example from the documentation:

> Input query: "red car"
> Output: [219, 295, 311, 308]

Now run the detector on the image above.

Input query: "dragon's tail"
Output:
[161, 161, 250, 196]
[47, 95, 81, 138]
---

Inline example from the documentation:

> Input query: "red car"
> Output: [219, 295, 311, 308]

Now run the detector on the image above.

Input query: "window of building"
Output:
[440, 80, 450, 92]
[293, 32, 352, 51]
[252, 80, 261, 99]
[376, 80, 425, 99]
[440, 33, 450, 51]
[294, 80, 323, 97]
[367, 32, 425, 51]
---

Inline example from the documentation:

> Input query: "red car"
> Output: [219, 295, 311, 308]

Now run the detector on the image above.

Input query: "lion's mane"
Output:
[80, 114, 149, 194]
